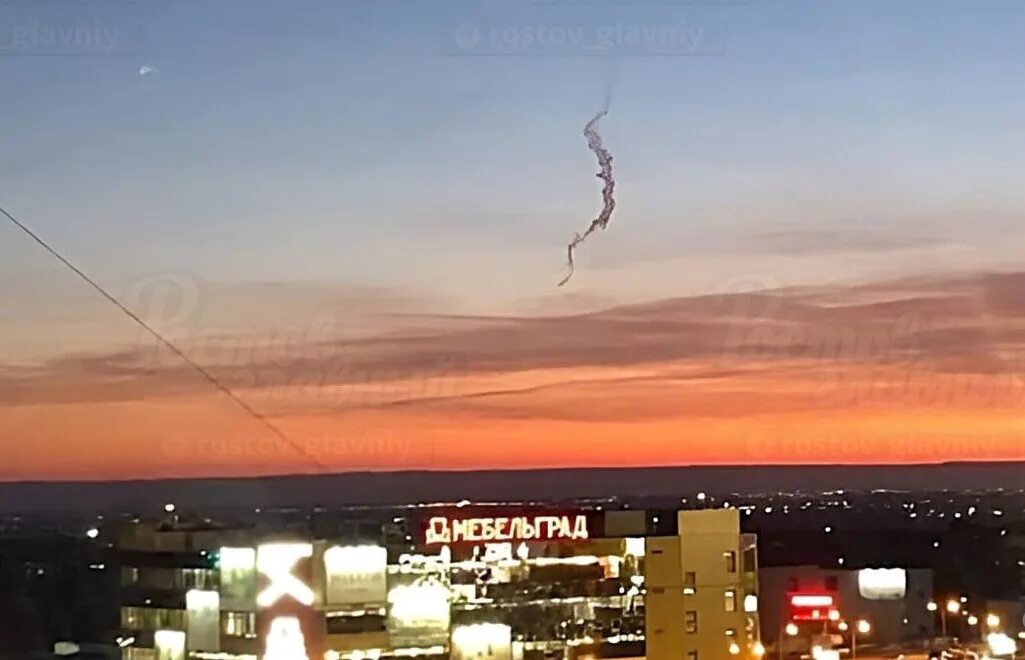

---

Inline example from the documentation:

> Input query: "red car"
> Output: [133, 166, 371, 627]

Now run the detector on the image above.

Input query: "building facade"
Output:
[759, 564, 934, 649]
[114, 507, 760, 660]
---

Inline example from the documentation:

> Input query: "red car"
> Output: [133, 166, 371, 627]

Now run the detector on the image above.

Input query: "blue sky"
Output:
[4, 0, 1025, 309]
[7, 1, 1025, 477]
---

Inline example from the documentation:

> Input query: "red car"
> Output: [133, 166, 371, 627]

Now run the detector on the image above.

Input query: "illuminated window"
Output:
[120, 607, 185, 631]
[726, 628, 736, 637]
[685, 611, 698, 633]
[725, 590, 737, 612]
[724, 552, 737, 573]
[222, 612, 257, 638]
[122, 648, 157, 660]
[684, 572, 697, 588]
[121, 567, 139, 586]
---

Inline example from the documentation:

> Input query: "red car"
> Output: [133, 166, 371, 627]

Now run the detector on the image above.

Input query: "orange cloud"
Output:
[3, 272, 1025, 480]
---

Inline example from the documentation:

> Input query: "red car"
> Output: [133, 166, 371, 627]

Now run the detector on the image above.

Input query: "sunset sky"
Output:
[3, 0, 1025, 480]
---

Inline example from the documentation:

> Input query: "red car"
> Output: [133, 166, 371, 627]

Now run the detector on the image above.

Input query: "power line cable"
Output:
[0, 203, 327, 471]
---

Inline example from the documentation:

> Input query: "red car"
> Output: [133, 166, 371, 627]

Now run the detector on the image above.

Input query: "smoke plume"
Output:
[558, 106, 616, 287]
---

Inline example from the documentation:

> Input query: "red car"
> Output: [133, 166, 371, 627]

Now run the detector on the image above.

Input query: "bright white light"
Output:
[946, 600, 961, 614]
[857, 620, 871, 635]
[186, 589, 219, 611]
[828, 610, 840, 622]
[744, 594, 758, 613]
[987, 614, 1002, 628]
[858, 568, 907, 600]
[264, 616, 308, 660]
[625, 537, 645, 557]
[326, 652, 341, 660]
[729, 643, 741, 655]
[324, 545, 387, 604]
[969, 616, 980, 626]
[256, 543, 314, 608]
[86, 527, 99, 539]
[388, 581, 450, 626]
[785, 623, 799, 636]
[791, 595, 834, 607]
[987, 633, 1016, 657]
[697, 492, 707, 501]
[838, 622, 849, 632]
[927, 602, 938, 612]
[220, 547, 256, 571]
[164, 503, 176, 513]
[452, 623, 512, 660]
[753, 642, 766, 657]
[516, 542, 530, 561]
[154, 630, 185, 660]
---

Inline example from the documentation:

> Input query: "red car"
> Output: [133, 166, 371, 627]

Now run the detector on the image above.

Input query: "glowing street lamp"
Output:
[928, 602, 939, 612]
[947, 601, 962, 615]
[753, 642, 766, 657]
[785, 624, 799, 637]
[851, 620, 871, 660]
[968, 616, 980, 627]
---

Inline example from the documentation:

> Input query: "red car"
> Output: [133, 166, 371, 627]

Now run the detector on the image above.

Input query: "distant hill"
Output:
[0, 462, 1023, 514]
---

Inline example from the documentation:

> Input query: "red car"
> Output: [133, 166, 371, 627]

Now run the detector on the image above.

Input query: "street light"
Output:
[786, 623, 799, 636]
[753, 642, 766, 657]
[947, 600, 962, 615]
[968, 616, 980, 626]
[928, 602, 939, 612]
[987, 614, 1001, 629]
[851, 620, 871, 660]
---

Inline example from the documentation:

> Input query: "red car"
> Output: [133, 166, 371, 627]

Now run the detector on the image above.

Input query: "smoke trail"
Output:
[558, 102, 616, 287]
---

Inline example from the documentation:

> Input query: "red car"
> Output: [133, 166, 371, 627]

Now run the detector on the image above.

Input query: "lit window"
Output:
[725, 590, 737, 612]
[686, 611, 698, 633]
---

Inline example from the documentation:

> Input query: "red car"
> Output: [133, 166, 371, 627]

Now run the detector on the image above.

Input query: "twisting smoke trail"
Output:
[558, 101, 616, 287]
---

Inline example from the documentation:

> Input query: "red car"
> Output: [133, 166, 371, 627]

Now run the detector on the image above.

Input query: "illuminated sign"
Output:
[185, 590, 220, 651]
[788, 593, 837, 621]
[219, 547, 256, 610]
[387, 578, 451, 647]
[857, 568, 907, 600]
[452, 623, 513, 660]
[256, 542, 320, 660]
[154, 630, 186, 660]
[425, 514, 589, 545]
[257, 543, 314, 608]
[791, 595, 833, 607]
[264, 617, 308, 660]
[324, 545, 387, 605]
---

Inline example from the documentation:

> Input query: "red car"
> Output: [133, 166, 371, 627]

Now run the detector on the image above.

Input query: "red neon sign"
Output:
[788, 593, 838, 621]
[424, 515, 590, 545]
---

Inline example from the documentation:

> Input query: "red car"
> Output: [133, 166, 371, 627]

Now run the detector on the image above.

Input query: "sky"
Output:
[2, 0, 1025, 480]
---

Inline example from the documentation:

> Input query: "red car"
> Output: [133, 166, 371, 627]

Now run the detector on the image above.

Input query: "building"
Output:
[113, 506, 760, 660]
[759, 565, 934, 649]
